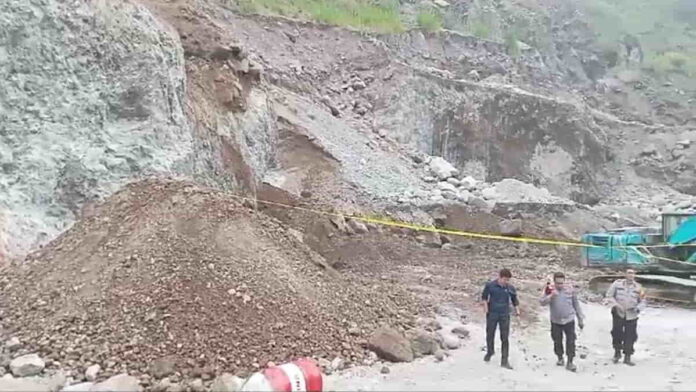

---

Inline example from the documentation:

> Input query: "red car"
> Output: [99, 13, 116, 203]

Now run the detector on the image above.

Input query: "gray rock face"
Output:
[10, 354, 45, 377]
[0, 0, 191, 258]
[367, 327, 414, 363]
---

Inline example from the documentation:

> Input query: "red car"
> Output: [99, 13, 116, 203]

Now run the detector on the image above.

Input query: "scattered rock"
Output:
[499, 219, 522, 237]
[347, 219, 369, 234]
[380, 366, 390, 374]
[90, 374, 141, 392]
[451, 326, 470, 339]
[330, 357, 344, 372]
[640, 144, 658, 157]
[149, 357, 176, 379]
[85, 365, 100, 382]
[352, 79, 367, 90]
[410, 331, 440, 358]
[469, 197, 492, 212]
[429, 157, 459, 180]
[434, 350, 445, 362]
[437, 182, 457, 193]
[10, 354, 46, 377]
[367, 327, 414, 363]
[438, 332, 461, 350]
[4, 337, 21, 352]
[419, 318, 442, 332]
[677, 140, 691, 149]
[188, 378, 205, 392]
[0, 372, 66, 392]
[467, 69, 480, 81]
[417, 232, 442, 248]
[210, 373, 244, 392]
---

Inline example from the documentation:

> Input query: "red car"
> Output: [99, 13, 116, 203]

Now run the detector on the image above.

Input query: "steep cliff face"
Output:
[1, 0, 693, 260]
[0, 0, 191, 257]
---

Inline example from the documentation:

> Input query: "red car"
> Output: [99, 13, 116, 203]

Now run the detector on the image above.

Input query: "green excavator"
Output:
[581, 212, 696, 304]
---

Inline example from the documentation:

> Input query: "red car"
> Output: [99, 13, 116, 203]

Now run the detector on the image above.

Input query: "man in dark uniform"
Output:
[481, 268, 520, 369]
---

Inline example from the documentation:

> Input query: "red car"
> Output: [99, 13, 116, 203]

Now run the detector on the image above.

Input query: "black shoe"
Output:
[624, 355, 635, 366]
[484, 353, 493, 362]
[501, 362, 513, 370]
[566, 359, 577, 372]
[613, 350, 622, 364]
[556, 357, 565, 366]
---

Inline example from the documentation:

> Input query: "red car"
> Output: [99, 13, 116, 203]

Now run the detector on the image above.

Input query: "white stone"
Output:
[429, 157, 458, 180]
[84, 365, 100, 382]
[10, 354, 45, 377]
[4, 337, 21, 351]
[437, 182, 457, 193]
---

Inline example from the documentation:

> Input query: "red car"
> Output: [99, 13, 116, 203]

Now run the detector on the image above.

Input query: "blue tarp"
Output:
[668, 218, 696, 244]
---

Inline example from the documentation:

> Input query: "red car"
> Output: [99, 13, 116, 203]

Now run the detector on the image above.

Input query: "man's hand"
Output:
[578, 320, 584, 330]
[515, 307, 521, 317]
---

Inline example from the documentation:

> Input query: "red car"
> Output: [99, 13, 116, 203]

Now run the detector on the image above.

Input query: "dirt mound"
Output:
[0, 180, 415, 381]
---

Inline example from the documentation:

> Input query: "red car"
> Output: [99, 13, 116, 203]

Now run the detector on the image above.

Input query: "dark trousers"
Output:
[551, 321, 576, 359]
[486, 312, 510, 362]
[611, 308, 638, 355]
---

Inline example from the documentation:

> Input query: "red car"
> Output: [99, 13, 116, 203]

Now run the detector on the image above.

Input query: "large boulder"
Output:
[90, 374, 141, 392]
[10, 354, 45, 377]
[367, 327, 414, 363]
[429, 157, 459, 180]
[410, 330, 440, 358]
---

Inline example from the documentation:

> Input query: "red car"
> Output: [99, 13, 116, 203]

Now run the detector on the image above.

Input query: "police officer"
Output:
[605, 268, 646, 366]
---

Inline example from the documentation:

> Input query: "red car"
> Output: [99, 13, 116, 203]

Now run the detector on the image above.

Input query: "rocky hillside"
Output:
[1, 0, 694, 258]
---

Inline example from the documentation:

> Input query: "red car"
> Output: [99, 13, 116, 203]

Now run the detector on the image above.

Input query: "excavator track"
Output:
[588, 274, 696, 305]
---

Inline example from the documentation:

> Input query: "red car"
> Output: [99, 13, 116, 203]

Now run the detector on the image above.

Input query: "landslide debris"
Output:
[0, 180, 416, 382]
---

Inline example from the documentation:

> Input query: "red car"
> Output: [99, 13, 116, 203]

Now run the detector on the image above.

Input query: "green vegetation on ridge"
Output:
[584, 0, 696, 77]
[235, 0, 405, 33]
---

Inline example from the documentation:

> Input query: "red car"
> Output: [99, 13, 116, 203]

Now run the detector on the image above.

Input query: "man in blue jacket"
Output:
[481, 268, 520, 369]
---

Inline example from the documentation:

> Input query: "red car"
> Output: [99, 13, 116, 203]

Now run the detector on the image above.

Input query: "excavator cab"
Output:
[581, 213, 696, 304]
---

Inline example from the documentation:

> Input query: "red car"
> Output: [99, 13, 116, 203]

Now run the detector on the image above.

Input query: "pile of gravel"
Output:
[0, 180, 416, 385]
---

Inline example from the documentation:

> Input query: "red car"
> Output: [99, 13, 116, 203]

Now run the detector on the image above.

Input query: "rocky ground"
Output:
[1, 0, 696, 391]
[328, 302, 696, 391]
[0, 178, 600, 392]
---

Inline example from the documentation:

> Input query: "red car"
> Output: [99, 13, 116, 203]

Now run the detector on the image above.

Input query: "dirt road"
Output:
[327, 303, 696, 391]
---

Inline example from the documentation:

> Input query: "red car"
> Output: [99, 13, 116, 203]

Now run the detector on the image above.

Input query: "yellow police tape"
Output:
[227, 193, 696, 256]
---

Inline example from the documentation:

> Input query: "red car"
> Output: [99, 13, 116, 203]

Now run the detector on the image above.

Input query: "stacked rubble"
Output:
[388, 155, 574, 211]
[0, 180, 419, 390]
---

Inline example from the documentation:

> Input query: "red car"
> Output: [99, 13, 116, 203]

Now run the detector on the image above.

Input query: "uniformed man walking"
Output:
[605, 268, 646, 366]
[540, 272, 585, 372]
[481, 268, 520, 369]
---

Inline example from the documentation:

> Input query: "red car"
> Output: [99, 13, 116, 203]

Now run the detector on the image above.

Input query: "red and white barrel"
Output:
[240, 358, 323, 392]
